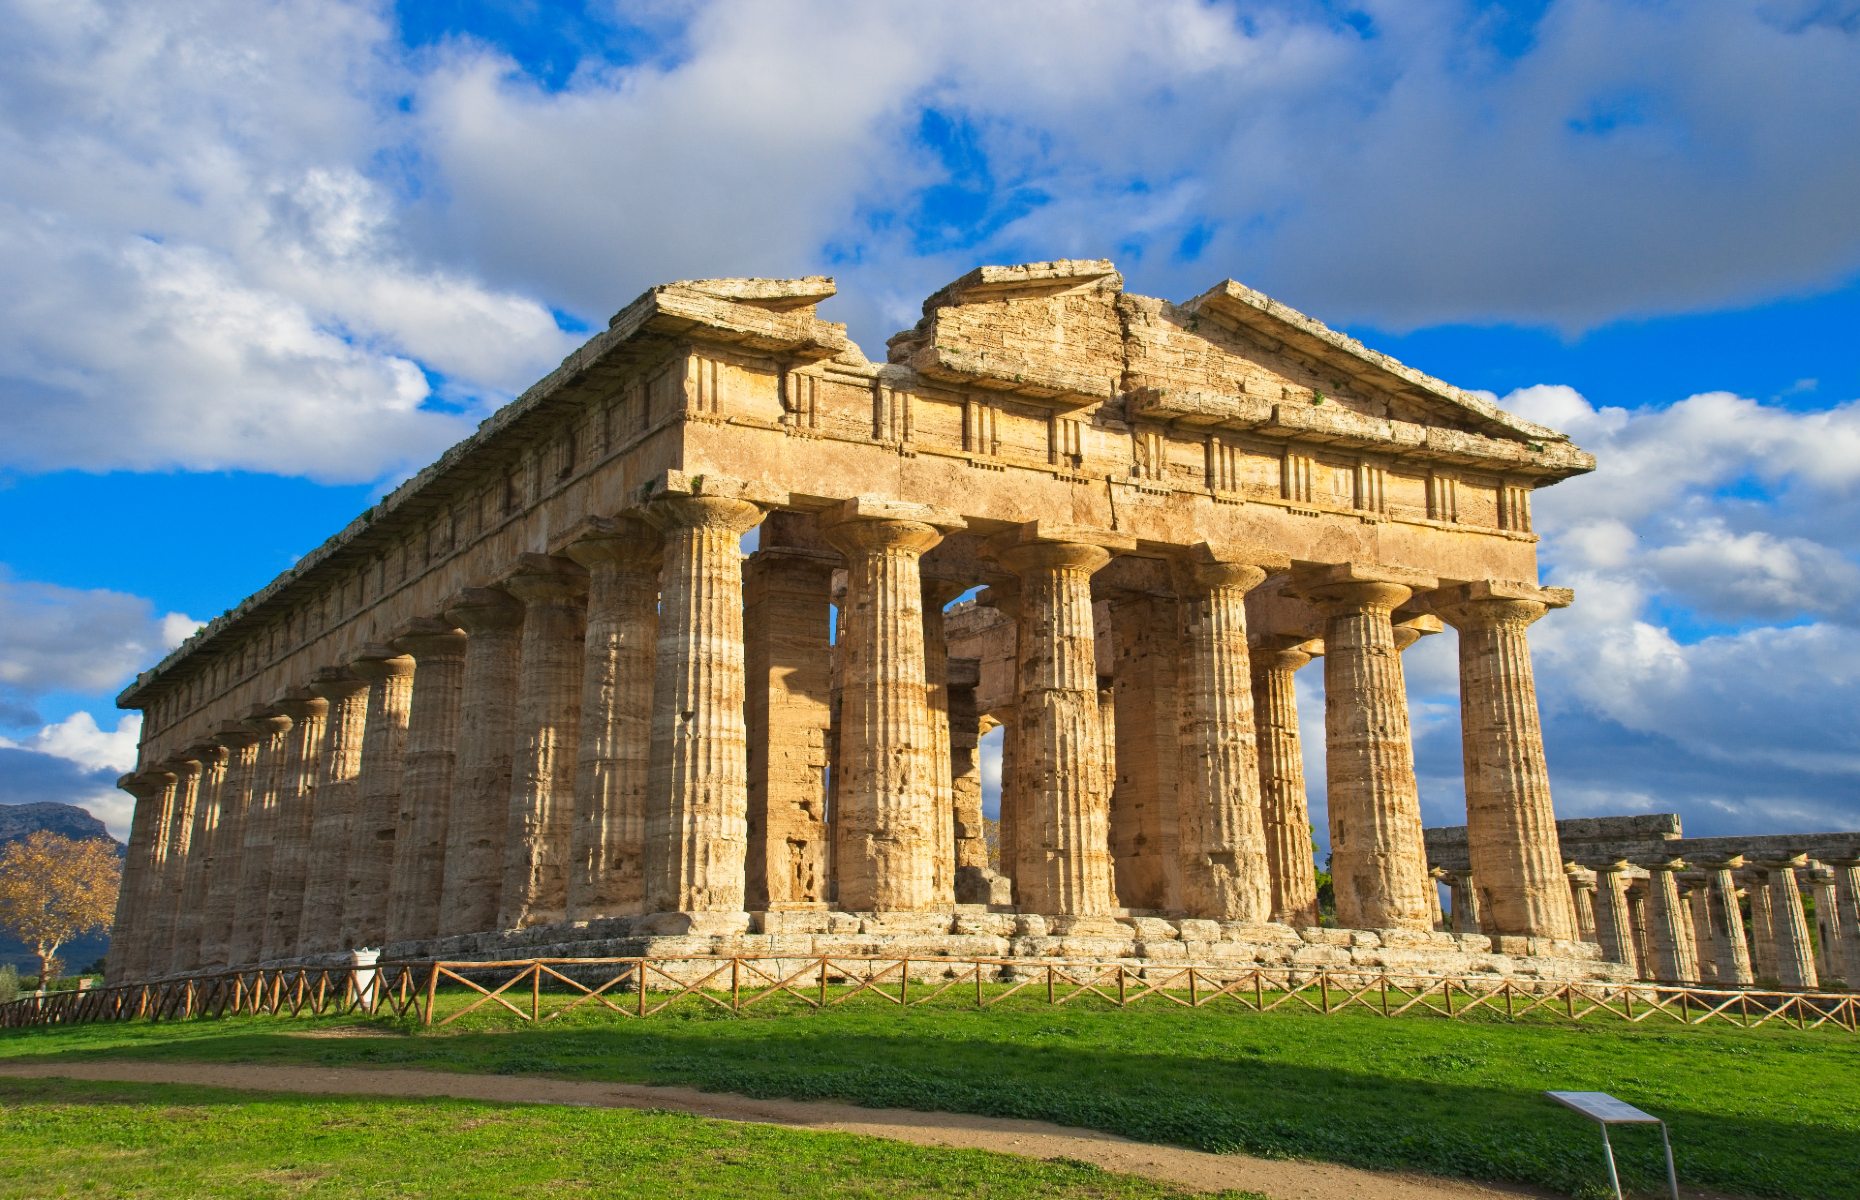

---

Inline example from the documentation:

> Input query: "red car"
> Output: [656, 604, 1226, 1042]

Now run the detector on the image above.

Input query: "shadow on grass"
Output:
[4, 1006, 1850, 1200]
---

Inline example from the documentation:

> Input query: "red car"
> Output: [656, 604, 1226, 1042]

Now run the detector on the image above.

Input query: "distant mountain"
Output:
[0, 801, 122, 978]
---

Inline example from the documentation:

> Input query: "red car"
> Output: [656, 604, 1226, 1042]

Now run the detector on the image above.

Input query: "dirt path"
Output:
[0, 1058, 1560, 1199]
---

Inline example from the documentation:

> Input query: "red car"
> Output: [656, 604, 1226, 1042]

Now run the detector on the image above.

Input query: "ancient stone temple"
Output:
[1429, 814, 1860, 990]
[108, 260, 1621, 984]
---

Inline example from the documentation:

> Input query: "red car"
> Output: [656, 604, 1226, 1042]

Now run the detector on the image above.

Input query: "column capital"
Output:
[212, 721, 260, 751]
[635, 468, 784, 514]
[1429, 579, 1573, 630]
[822, 499, 952, 557]
[309, 665, 370, 702]
[1637, 856, 1687, 874]
[162, 753, 206, 777]
[351, 642, 417, 679]
[1170, 540, 1290, 595]
[561, 513, 662, 571]
[272, 688, 330, 721]
[1593, 858, 1634, 876]
[392, 617, 468, 661]
[1753, 853, 1810, 871]
[1700, 854, 1746, 871]
[242, 708, 294, 738]
[988, 519, 1135, 565]
[192, 740, 232, 766]
[824, 495, 965, 533]
[1391, 613, 1444, 652]
[444, 586, 524, 634]
[501, 553, 589, 604]
[1291, 562, 1437, 614]
[120, 770, 173, 799]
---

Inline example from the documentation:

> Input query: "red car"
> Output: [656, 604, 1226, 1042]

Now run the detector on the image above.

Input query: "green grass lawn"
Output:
[0, 1075, 1244, 1199]
[4, 992, 1856, 1200]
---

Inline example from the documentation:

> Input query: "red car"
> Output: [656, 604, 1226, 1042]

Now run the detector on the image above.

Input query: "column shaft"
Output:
[1764, 864, 1819, 989]
[499, 556, 589, 930]
[1108, 594, 1180, 912]
[1686, 884, 1718, 983]
[998, 538, 1116, 917]
[1833, 861, 1860, 986]
[1750, 877, 1777, 980]
[153, 759, 204, 976]
[1708, 865, 1754, 986]
[1644, 865, 1697, 984]
[228, 713, 292, 967]
[298, 673, 369, 955]
[341, 648, 417, 946]
[948, 664, 988, 877]
[1435, 586, 1578, 940]
[110, 772, 173, 982]
[742, 546, 832, 909]
[1571, 878, 1598, 942]
[263, 694, 328, 960]
[923, 579, 963, 906]
[181, 743, 235, 972]
[1252, 643, 1319, 927]
[1173, 554, 1274, 921]
[440, 588, 523, 935]
[385, 623, 467, 943]
[1594, 867, 1640, 974]
[1304, 573, 1432, 930]
[644, 494, 763, 914]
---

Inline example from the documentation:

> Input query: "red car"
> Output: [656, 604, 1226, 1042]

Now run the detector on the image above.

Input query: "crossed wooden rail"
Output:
[5, 957, 1857, 1032]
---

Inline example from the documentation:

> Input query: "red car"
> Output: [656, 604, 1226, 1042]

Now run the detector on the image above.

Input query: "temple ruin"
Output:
[107, 260, 1626, 984]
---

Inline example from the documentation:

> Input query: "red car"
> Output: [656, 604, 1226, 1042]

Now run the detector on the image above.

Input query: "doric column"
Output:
[201, 725, 260, 967]
[1251, 636, 1320, 928]
[564, 518, 662, 920]
[150, 755, 203, 977]
[923, 577, 968, 906]
[948, 658, 988, 879]
[994, 702, 1021, 894]
[110, 770, 174, 982]
[440, 587, 524, 935]
[1567, 867, 1598, 942]
[1170, 543, 1283, 922]
[1808, 868, 1842, 984]
[1296, 563, 1436, 931]
[1748, 871, 1777, 980]
[497, 554, 589, 930]
[340, 645, 417, 947]
[298, 669, 369, 955]
[1431, 581, 1578, 941]
[1449, 871, 1481, 933]
[643, 489, 765, 917]
[1593, 861, 1640, 974]
[385, 620, 468, 944]
[1107, 591, 1180, 913]
[228, 709, 293, 967]
[993, 524, 1132, 918]
[1758, 858, 1818, 989]
[1830, 858, 1860, 986]
[1684, 880, 1716, 983]
[1427, 867, 1448, 931]
[264, 691, 327, 961]
[823, 498, 960, 912]
[1704, 859, 1754, 986]
[1642, 860, 1698, 984]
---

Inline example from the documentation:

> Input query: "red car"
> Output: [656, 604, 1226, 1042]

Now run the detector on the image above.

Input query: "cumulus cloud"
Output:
[0, 571, 197, 724]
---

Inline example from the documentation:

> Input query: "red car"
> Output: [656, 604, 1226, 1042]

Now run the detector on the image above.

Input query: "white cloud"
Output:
[3, 711, 142, 776]
[0, 570, 195, 722]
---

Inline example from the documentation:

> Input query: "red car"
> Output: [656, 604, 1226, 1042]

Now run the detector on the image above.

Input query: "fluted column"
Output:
[199, 725, 256, 967]
[994, 526, 1129, 918]
[947, 659, 988, 876]
[174, 740, 228, 974]
[1830, 858, 1860, 986]
[228, 710, 292, 967]
[1593, 862, 1640, 973]
[110, 770, 174, 982]
[1450, 871, 1481, 933]
[743, 538, 832, 910]
[564, 519, 661, 920]
[339, 646, 417, 947]
[1171, 544, 1281, 922]
[298, 669, 369, 955]
[1749, 872, 1777, 980]
[440, 588, 524, 934]
[1685, 880, 1716, 982]
[643, 491, 765, 917]
[1809, 869, 1841, 984]
[150, 755, 203, 977]
[1431, 581, 1577, 940]
[1705, 860, 1754, 986]
[385, 620, 467, 944]
[1298, 564, 1435, 931]
[1567, 867, 1598, 942]
[264, 691, 327, 961]
[994, 702, 1021, 893]
[1251, 637, 1319, 928]
[1107, 591, 1179, 912]
[1643, 860, 1697, 984]
[923, 578, 967, 905]
[823, 500, 957, 912]
[1759, 858, 1818, 989]
[495, 555, 589, 930]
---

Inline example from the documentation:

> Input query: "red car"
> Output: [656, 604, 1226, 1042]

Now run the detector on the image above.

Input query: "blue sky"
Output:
[3, 0, 1859, 849]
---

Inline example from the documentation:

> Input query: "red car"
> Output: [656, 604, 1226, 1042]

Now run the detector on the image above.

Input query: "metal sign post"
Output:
[1545, 1091, 1679, 1200]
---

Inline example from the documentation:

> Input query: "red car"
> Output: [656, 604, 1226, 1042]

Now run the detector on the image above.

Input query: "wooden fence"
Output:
[4, 957, 1857, 1033]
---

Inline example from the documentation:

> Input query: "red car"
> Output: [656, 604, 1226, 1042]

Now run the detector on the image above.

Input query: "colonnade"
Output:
[1437, 854, 1860, 990]
[111, 492, 1581, 981]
